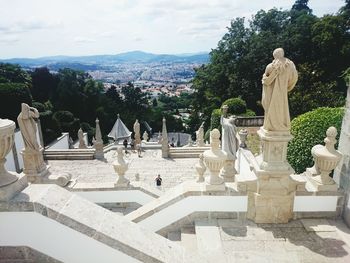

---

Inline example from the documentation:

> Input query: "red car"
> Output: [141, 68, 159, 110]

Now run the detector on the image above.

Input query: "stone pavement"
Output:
[48, 149, 199, 191]
[218, 218, 350, 263]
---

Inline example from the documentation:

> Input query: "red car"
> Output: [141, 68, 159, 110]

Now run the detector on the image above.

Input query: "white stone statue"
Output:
[17, 103, 48, 178]
[133, 119, 141, 145]
[93, 118, 104, 159]
[220, 105, 239, 160]
[113, 147, 129, 186]
[196, 122, 205, 147]
[142, 131, 149, 142]
[78, 128, 87, 149]
[220, 105, 238, 181]
[17, 103, 40, 152]
[261, 48, 298, 131]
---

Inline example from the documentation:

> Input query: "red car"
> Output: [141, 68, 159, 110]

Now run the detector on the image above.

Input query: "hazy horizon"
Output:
[0, 0, 345, 59]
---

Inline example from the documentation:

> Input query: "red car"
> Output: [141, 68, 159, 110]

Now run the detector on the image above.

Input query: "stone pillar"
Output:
[0, 119, 28, 201]
[134, 119, 141, 145]
[161, 117, 169, 158]
[113, 147, 129, 187]
[247, 128, 296, 223]
[203, 129, 226, 191]
[93, 118, 104, 160]
[334, 82, 350, 226]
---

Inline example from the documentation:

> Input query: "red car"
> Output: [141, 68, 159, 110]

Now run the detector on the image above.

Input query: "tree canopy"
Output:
[191, 0, 350, 126]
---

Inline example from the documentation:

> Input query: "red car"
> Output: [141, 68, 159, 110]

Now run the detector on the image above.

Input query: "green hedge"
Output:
[287, 107, 344, 174]
[222, 97, 247, 115]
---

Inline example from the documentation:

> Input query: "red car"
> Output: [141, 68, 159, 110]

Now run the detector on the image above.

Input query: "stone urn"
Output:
[195, 153, 206, 182]
[239, 129, 248, 148]
[203, 129, 226, 185]
[113, 147, 129, 186]
[309, 127, 342, 185]
[0, 119, 18, 187]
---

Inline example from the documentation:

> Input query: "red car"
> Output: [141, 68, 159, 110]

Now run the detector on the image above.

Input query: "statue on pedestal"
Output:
[78, 128, 87, 149]
[133, 119, 141, 145]
[196, 122, 205, 147]
[220, 105, 238, 181]
[17, 103, 48, 177]
[261, 48, 298, 131]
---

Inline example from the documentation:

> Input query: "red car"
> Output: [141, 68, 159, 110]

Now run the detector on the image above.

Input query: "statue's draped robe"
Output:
[17, 111, 40, 152]
[261, 59, 298, 131]
[221, 116, 239, 160]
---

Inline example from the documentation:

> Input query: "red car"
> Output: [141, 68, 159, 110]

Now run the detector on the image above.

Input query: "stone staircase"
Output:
[44, 149, 95, 160]
[0, 184, 206, 263]
[166, 220, 227, 263]
[168, 146, 210, 158]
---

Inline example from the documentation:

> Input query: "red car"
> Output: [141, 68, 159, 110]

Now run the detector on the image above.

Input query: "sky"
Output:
[0, 0, 345, 59]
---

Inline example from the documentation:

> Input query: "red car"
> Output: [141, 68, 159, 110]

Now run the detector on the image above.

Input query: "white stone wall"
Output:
[45, 133, 70, 150]
[334, 85, 350, 226]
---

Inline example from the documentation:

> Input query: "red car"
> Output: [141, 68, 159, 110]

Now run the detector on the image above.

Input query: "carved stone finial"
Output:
[113, 147, 129, 186]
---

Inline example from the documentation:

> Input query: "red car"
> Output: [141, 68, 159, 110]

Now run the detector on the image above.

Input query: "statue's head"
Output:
[21, 103, 30, 119]
[273, 48, 284, 59]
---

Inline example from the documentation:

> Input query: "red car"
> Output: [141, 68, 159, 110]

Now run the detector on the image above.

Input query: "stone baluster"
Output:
[239, 129, 248, 148]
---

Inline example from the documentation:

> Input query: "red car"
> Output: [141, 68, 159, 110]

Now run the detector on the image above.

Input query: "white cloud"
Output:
[0, 0, 345, 58]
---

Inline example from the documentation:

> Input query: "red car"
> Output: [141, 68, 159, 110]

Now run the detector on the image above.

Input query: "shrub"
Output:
[53, 110, 80, 140]
[0, 83, 32, 122]
[210, 108, 221, 130]
[287, 107, 344, 174]
[222, 97, 247, 115]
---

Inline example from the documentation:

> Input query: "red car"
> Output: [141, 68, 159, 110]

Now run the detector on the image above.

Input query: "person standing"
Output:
[155, 174, 162, 189]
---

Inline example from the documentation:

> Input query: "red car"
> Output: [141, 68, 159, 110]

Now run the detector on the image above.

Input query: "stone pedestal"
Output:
[247, 128, 295, 223]
[258, 128, 294, 172]
[0, 173, 28, 201]
[220, 157, 236, 182]
[22, 148, 49, 178]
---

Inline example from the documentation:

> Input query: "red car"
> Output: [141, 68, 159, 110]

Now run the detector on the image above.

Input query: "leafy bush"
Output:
[0, 83, 32, 122]
[222, 97, 247, 115]
[242, 109, 256, 117]
[53, 110, 80, 140]
[287, 107, 344, 174]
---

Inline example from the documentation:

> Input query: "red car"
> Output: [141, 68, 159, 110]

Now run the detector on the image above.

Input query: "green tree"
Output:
[31, 67, 58, 102]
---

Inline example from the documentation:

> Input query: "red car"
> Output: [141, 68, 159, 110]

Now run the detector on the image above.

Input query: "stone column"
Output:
[93, 118, 104, 160]
[161, 117, 169, 158]
[203, 129, 226, 191]
[0, 119, 28, 201]
[247, 128, 295, 223]
[334, 81, 350, 226]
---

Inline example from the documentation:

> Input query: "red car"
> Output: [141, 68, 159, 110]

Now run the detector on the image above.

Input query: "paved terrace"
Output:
[48, 149, 199, 191]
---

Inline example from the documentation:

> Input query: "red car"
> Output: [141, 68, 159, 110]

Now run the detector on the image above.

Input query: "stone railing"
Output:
[235, 116, 264, 127]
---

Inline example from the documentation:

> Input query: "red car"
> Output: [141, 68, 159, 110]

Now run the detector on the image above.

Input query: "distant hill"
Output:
[0, 51, 209, 70]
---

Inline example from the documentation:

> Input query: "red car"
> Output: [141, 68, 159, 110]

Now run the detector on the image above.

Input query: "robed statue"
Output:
[261, 48, 298, 131]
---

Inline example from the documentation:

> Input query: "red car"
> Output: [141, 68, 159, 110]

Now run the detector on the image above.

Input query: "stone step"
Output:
[180, 227, 197, 251]
[44, 154, 94, 160]
[2, 184, 203, 263]
[168, 152, 200, 158]
[195, 219, 226, 263]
